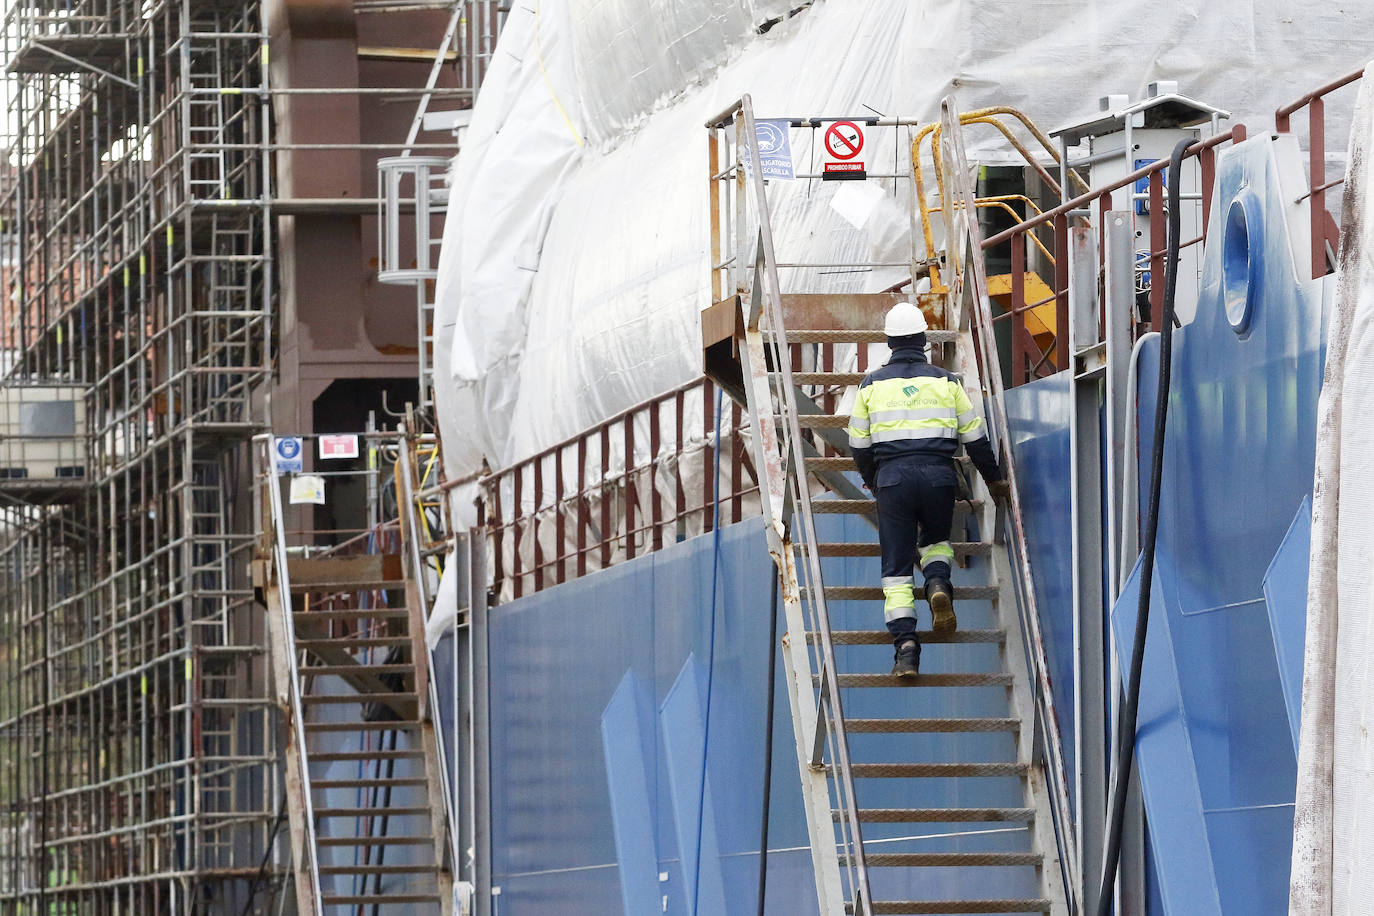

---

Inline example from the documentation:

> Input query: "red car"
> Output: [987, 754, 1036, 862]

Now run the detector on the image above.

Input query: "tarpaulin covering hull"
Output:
[431, 0, 1374, 521]
[434, 0, 1374, 527]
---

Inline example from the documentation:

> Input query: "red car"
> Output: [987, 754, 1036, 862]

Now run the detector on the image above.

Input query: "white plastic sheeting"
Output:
[1290, 64, 1374, 916]
[434, 0, 1374, 525]
[426, 547, 461, 650]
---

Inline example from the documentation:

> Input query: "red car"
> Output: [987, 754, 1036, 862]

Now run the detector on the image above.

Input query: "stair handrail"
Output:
[936, 96, 1082, 907]
[396, 421, 461, 883]
[260, 435, 326, 916]
[714, 94, 874, 916]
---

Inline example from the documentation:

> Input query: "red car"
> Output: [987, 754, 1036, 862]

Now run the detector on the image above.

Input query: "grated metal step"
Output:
[319, 864, 433, 875]
[290, 578, 408, 593]
[305, 720, 420, 732]
[297, 636, 411, 649]
[798, 414, 849, 428]
[313, 777, 427, 789]
[310, 749, 425, 762]
[848, 900, 1051, 914]
[767, 329, 960, 345]
[793, 372, 866, 386]
[817, 584, 999, 602]
[844, 762, 1029, 778]
[316, 835, 433, 847]
[813, 629, 1004, 645]
[815, 673, 1013, 688]
[293, 608, 411, 622]
[841, 807, 1034, 823]
[300, 692, 417, 705]
[316, 806, 430, 818]
[842, 717, 1019, 733]
[846, 852, 1042, 868]
[301, 663, 412, 676]
[816, 541, 990, 558]
[323, 894, 441, 906]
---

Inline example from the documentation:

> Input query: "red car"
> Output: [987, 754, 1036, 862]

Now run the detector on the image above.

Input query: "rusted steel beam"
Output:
[777, 292, 907, 331]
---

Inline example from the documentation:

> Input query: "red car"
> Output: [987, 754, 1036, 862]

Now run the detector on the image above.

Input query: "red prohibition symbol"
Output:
[824, 121, 864, 160]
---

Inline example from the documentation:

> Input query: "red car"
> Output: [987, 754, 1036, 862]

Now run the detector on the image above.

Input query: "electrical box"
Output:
[1052, 86, 1229, 327]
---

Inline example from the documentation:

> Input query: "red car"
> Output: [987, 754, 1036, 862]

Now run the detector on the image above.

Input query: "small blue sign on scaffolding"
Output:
[273, 436, 303, 474]
[743, 119, 795, 180]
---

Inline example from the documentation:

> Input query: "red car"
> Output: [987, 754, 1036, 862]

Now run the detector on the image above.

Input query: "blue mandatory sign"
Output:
[274, 436, 303, 473]
[744, 119, 795, 181]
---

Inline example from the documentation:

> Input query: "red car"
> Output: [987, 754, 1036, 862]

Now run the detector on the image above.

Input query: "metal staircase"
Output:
[256, 434, 455, 914]
[706, 97, 1075, 915]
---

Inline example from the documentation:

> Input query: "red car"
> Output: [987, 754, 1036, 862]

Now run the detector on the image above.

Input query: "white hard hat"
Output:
[884, 301, 928, 337]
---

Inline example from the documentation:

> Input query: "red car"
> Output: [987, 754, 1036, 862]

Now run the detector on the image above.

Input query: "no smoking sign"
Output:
[823, 120, 866, 180]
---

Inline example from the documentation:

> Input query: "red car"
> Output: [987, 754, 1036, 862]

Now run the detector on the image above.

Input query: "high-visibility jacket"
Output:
[847, 343, 1002, 488]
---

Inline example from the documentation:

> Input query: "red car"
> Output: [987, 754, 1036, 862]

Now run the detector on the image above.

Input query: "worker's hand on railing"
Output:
[987, 478, 1011, 505]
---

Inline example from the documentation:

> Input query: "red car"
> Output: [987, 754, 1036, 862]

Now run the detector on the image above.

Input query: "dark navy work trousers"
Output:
[873, 456, 956, 639]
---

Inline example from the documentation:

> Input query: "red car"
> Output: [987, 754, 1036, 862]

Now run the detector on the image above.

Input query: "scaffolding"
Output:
[0, 0, 277, 911]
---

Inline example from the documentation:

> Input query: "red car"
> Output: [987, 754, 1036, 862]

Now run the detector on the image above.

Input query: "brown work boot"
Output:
[890, 639, 920, 677]
[926, 578, 956, 632]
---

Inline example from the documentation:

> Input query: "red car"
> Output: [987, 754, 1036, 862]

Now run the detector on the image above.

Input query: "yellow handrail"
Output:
[911, 106, 1089, 293]
[926, 195, 1057, 265]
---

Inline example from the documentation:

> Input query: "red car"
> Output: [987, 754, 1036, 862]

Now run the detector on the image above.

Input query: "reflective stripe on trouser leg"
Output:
[882, 576, 917, 623]
[918, 541, 954, 579]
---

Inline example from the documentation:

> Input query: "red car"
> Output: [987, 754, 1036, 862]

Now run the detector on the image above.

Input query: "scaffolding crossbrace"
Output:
[0, 1, 278, 912]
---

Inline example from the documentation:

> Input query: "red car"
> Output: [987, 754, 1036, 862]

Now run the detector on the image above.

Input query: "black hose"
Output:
[755, 572, 780, 916]
[1094, 136, 1192, 913]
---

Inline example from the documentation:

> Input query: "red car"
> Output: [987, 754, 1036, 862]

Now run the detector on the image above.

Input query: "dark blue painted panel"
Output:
[602, 672, 665, 914]
[662, 656, 729, 915]
[1004, 372, 1076, 814]
[486, 518, 820, 915]
[1112, 556, 1222, 912]
[1264, 497, 1312, 749]
[1126, 134, 1327, 914]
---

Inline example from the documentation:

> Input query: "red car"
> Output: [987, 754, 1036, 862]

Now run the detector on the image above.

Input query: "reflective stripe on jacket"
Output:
[846, 343, 1001, 486]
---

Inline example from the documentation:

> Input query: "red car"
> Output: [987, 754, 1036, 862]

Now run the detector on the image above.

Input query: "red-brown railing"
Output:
[985, 124, 1249, 386]
[987, 64, 1366, 388]
[1275, 65, 1365, 280]
[478, 333, 879, 599]
[478, 377, 759, 600]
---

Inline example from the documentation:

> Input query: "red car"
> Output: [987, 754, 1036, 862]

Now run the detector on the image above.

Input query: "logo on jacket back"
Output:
[903, 385, 919, 397]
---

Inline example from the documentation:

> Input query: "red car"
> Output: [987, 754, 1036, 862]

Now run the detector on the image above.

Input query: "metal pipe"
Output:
[1095, 138, 1192, 915]
[983, 125, 1246, 248]
[1275, 65, 1365, 124]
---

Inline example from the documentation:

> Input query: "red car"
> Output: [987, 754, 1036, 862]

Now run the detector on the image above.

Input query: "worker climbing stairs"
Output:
[705, 98, 1075, 915]
[256, 433, 454, 915]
